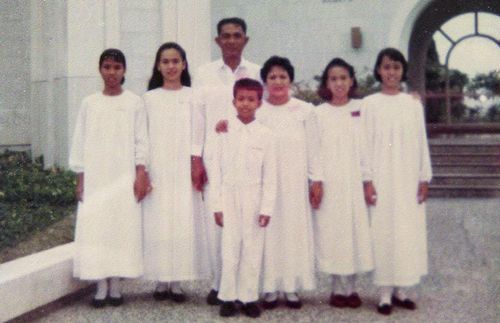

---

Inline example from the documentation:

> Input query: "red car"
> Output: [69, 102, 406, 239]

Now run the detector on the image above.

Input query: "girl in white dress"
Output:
[69, 49, 150, 308]
[258, 56, 323, 309]
[142, 42, 208, 302]
[313, 58, 373, 309]
[362, 48, 432, 315]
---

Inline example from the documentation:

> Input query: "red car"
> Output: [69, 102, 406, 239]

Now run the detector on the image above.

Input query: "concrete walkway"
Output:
[25, 198, 499, 323]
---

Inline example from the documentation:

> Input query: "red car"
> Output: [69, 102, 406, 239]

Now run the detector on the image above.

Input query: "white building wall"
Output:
[210, 0, 416, 83]
[1, 0, 425, 165]
[0, 0, 31, 147]
[120, 0, 162, 95]
[26, 0, 211, 167]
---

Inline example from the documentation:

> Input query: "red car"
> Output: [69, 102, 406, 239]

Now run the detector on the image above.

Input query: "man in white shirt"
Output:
[191, 17, 261, 306]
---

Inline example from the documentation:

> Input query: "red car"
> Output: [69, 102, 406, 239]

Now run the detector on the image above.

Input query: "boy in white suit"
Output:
[210, 78, 277, 318]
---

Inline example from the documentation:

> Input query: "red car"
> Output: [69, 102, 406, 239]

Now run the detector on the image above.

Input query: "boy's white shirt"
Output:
[210, 115, 277, 217]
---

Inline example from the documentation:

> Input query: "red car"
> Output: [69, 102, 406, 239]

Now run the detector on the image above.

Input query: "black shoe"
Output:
[242, 302, 261, 318]
[262, 299, 279, 309]
[377, 303, 392, 315]
[108, 296, 124, 307]
[91, 297, 107, 308]
[207, 289, 222, 305]
[220, 301, 237, 317]
[285, 299, 302, 309]
[153, 289, 170, 301]
[285, 293, 302, 309]
[391, 295, 416, 310]
[170, 290, 187, 303]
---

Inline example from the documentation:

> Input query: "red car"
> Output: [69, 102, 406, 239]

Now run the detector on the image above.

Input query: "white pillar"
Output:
[160, 0, 212, 71]
[65, 0, 109, 168]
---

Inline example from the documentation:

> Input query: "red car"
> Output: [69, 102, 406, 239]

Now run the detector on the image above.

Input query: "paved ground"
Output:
[22, 198, 500, 322]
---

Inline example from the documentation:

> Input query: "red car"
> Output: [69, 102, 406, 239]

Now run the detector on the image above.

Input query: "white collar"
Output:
[230, 115, 259, 133]
[218, 58, 250, 73]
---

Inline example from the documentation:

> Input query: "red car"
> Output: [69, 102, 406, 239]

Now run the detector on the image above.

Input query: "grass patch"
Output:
[0, 150, 76, 259]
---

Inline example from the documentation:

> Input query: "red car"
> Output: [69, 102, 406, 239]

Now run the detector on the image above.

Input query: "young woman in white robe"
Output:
[258, 56, 323, 309]
[69, 49, 150, 307]
[142, 42, 208, 302]
[361, 48, 432, 315]
[313, 58, 373, 309]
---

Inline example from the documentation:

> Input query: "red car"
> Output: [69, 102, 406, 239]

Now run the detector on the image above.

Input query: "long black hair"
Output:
[147, 42, 191, 90]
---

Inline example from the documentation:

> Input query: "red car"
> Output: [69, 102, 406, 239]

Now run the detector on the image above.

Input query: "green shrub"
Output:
[0, 150, 76, 249]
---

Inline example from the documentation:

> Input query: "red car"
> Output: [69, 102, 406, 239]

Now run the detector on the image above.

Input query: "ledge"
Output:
[0, 243, 89, 322]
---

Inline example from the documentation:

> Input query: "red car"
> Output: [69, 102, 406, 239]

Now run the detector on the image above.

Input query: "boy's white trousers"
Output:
[218, 184, 265, 303]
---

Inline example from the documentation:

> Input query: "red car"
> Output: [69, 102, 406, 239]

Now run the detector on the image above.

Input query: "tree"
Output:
[425, 40, 469, 123]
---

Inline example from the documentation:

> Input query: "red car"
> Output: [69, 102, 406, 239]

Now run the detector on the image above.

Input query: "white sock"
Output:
[94, 279, 108, 300]
[155, 282, 169, 293]
[379, 286, 393, 305]
[264, 291, 278, 302]
[109, 277, 122, 298]
[285, 292, 299, 302]
[170, 281, 183, 294]
[394, 287, 411, 300]
[332, 275, 342, 295]
[344, 274, 356, 295]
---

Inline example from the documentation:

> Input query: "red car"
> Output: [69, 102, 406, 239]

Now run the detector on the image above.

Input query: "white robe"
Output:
[69, 90, 148, 280]
[361, 92, 432, 286]
[258, 98, 323, 293]
[313, 101, 373, 275]
[210, 117, 277, 302]
[142, 87, 208, 281]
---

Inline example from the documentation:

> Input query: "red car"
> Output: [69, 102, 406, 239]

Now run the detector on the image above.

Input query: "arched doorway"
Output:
[407, 0, 500, 131]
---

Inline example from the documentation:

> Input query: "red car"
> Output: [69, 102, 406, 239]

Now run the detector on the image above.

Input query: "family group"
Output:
[69, 17, 432, 318]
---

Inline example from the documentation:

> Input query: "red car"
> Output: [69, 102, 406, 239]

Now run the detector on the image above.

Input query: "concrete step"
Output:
[428, 136, 500, 197]
[432, 164, 500, 174]
[429, 143, 500, 154]
[431, 153, 499, 164]
[431, 174, 500, 186]
[428, 184, 500, 198]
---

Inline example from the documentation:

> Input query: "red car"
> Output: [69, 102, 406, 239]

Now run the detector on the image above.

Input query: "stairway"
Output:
[429, 136, 500, 197]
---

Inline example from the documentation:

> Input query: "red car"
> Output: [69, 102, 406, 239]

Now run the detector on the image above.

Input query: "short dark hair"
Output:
[260, 56, 295, 83]
[318, 57, 358, 100]
[147, 42, 191, 90]
[217, 17, 247, 35]
[233, 78, 263, 100]
[99, 48, 126, 84]
[373, 47, 408, 82]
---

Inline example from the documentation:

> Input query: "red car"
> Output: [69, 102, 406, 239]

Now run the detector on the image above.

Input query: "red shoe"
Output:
[346, 293, 362, 308]
[329, 294, 347, 308]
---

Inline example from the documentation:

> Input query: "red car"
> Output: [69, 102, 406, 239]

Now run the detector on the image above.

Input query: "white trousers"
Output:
[218, 185, 265, 303]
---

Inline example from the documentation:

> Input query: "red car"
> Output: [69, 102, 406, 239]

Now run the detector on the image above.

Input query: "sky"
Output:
[433, 12, 500, 78]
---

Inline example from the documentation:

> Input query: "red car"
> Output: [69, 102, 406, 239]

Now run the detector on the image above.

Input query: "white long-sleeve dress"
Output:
[142, 87, 208, 282]
[361, 92, 432, 286]
[313, 100, 373, 275]
[258, 98, 323, 293]
[69, 90, 148, 280]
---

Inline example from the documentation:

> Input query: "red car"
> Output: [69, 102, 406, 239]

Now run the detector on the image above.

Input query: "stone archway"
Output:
[407, 0, 500, 94]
